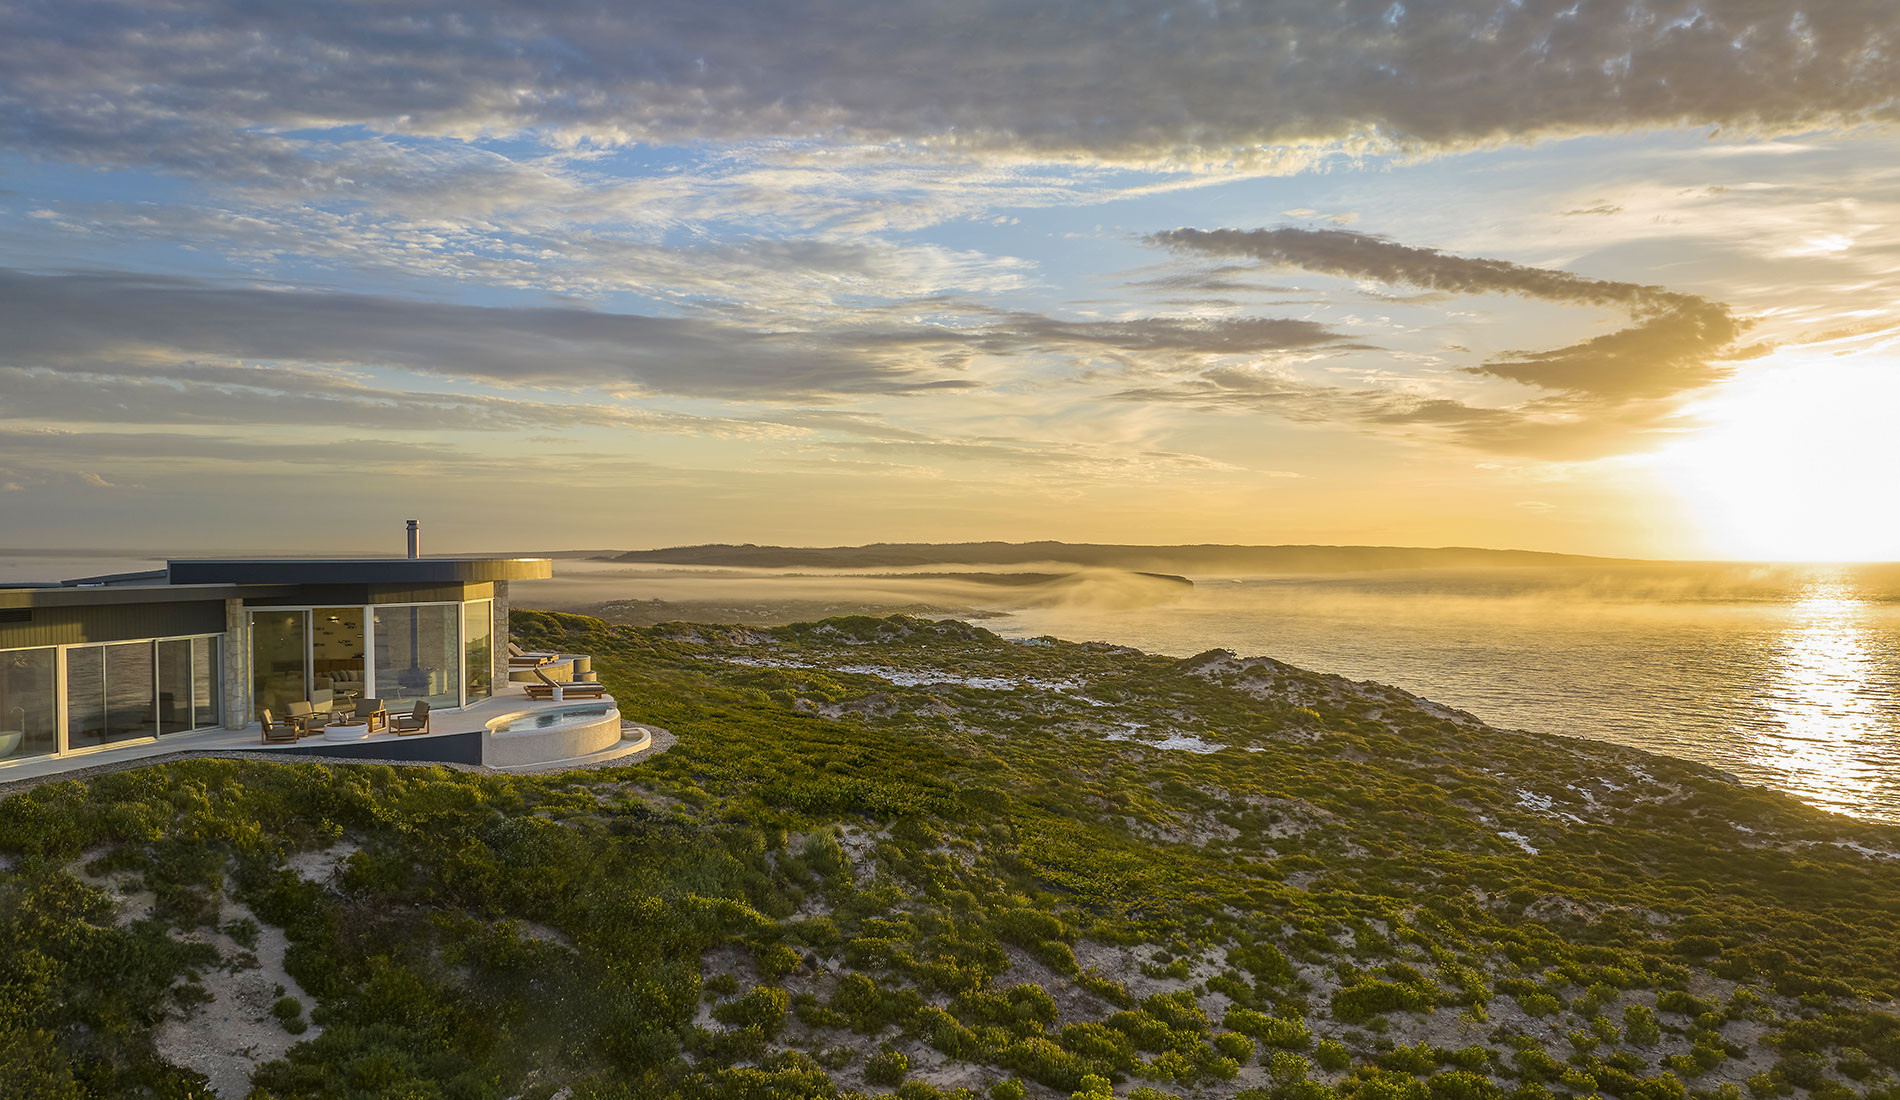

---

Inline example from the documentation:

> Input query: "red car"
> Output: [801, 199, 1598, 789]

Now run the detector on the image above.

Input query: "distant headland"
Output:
[607, 540, 1630, 573]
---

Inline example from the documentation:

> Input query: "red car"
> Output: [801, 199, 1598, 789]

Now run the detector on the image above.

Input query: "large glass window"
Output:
[66, 645, 106, 749]
[465, 601, 492, 703]
[66, 642, 158, 748]
[374, 603, 459, 711]
[251, 610, 308, 721]
[0, 648, 58, 761]
[192, 637, 220, 728]
[105, 642, 156, 742]
[158, 639, 192, 735]
[312, 607, 365, 704]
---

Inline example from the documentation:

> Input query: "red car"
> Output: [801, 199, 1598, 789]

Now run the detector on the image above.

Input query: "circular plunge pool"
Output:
[485, 702, 621, 767]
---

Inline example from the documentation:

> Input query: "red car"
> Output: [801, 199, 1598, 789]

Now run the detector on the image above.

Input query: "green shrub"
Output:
[1623, 1005, 1661, 1046]
[1317, 1040, 1352, 1072]
[1657, 992, 1714, 1018]
[755, 942, 800, 982]
[1429, 1070, 1500, 1100]
[1381, 1044, 1438, 1076]
[1213, 1031, 1255, 1062]
[711, 986, 790, 1037]
[1334, 980, 1433, 1024]
[867, 1049, 911, 1086]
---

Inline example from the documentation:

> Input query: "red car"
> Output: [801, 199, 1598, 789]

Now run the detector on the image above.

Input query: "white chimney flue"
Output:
[406, 519, 419, 559]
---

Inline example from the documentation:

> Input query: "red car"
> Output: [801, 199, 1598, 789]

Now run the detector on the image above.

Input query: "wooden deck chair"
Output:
[392, 700, 431, 736]
[259, 709, 300, 744]
[507, 640, 559, 668]
[523, 666, 608, 701]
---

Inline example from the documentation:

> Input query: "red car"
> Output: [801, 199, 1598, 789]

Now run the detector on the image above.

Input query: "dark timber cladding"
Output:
[167, 557, 552, 586]
[238, 583, 496, 607]
[0, 584, 273, 649]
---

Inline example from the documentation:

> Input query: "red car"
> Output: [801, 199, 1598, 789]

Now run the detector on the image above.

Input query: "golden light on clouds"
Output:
[1662, 352, 1900, 562]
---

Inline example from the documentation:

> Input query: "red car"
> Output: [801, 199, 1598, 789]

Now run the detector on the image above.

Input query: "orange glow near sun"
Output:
[1662, 353, 1900, 562]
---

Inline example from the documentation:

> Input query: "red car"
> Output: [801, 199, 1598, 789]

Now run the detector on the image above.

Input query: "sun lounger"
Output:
[507, 641, 559, 668]
[522, 666, 608, 701]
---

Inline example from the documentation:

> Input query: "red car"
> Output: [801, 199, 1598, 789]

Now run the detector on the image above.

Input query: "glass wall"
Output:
[374, 603, 460, 711]
[312, 607, 364, 703]
[0, 648, 58, 761]
[192, 637, 220, 729]
[104, 642, 156, 741]
[464, 600, 492, 702]
[157, 639, 192, 734]
[2, 635, 222, 764]
[66, 644, 107, 749]
[251, 610, 308, 721]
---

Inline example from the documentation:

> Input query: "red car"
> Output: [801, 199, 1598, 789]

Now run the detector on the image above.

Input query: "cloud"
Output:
[1148, 226, 1754, 401]
[0, 267, 974, 403]
[1115, 226, 1765, 458]
[4, 2, 1896, 168]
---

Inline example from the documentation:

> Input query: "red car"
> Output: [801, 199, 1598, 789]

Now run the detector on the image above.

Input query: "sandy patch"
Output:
[287, 841, 359, 885]
[156, 898, 321, 1098]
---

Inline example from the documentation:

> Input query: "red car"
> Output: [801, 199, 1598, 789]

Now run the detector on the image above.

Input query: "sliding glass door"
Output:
[250, 610, 308, 721]
[158, 639, 192, 734]
[0, 648, 58, 761]
[374, 603, 459, 711]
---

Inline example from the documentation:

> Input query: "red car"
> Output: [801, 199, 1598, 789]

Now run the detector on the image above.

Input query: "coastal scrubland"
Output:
[3, 611, 1899, 1100]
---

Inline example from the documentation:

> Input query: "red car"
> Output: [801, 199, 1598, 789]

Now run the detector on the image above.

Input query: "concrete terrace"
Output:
[0, 676, 657, 788]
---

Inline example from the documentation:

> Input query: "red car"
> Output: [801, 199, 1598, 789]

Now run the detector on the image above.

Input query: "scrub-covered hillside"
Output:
[3, 611, 1899, 1100]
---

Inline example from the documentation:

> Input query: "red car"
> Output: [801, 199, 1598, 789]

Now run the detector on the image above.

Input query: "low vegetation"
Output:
[3, 611, 1899, 1100]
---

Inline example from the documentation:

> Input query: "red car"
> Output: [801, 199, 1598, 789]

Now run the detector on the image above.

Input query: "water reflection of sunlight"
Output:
[1754, 579, 1887, 813]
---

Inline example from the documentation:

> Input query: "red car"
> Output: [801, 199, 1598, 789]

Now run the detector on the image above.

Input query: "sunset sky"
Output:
[4, 2, 1899, 560]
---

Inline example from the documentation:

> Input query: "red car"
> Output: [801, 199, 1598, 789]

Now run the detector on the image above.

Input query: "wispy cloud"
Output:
[0, 268, 976, 402]
[1122, 227, 1762, 457]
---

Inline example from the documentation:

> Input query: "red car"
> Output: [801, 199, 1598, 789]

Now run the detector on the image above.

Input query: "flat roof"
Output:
[0, 556, 553, 606]
[166, 557, 553, 586]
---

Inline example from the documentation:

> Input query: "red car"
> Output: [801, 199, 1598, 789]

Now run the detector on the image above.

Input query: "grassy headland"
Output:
[2, 611, 1897, 1100]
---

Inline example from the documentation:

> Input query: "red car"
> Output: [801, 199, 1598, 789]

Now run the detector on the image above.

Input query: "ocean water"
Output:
[985, 565, 1900, 823]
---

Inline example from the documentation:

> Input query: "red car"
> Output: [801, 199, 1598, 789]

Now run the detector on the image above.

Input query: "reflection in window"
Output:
[66, 645, 106, 749]
[374, 604, 460, 711]
[0, 648, 58, 760]
[251, 611, 308, 721]
[465, 601, 492, 702]
[193, 637, 220, 729]
[105, 642, 155, 742]
[158, 639, 192, 735]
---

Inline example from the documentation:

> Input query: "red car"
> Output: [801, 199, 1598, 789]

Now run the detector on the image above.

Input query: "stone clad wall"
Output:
[222, 598, 249, 729]
[492, 580, 511, 687]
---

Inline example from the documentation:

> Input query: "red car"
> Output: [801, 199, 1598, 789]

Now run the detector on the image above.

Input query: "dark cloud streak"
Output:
[4, 1, 1896, 165]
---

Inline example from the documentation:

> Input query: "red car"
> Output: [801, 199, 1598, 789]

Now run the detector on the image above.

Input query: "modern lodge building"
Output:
[0, 548, 643, 777]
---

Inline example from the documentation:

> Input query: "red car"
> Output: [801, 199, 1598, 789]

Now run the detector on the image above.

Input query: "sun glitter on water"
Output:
[1749, 578, 1890, 815]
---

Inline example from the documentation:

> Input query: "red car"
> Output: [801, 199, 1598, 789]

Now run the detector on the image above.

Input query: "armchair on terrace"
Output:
[259, 710, 299, 744]
[284, 700, 327, 736]
[392, 701, 430, 736]
[352, 697, 389, 734]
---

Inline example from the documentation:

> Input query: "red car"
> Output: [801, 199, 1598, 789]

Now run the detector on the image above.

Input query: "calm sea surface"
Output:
[986, 566, 1900, 823]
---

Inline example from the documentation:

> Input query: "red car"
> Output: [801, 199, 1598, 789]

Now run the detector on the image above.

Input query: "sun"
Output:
[1660, 352, 1900, 562]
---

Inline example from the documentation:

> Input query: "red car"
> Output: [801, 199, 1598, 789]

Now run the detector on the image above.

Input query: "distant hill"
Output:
[609, 540, 1630, 573]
